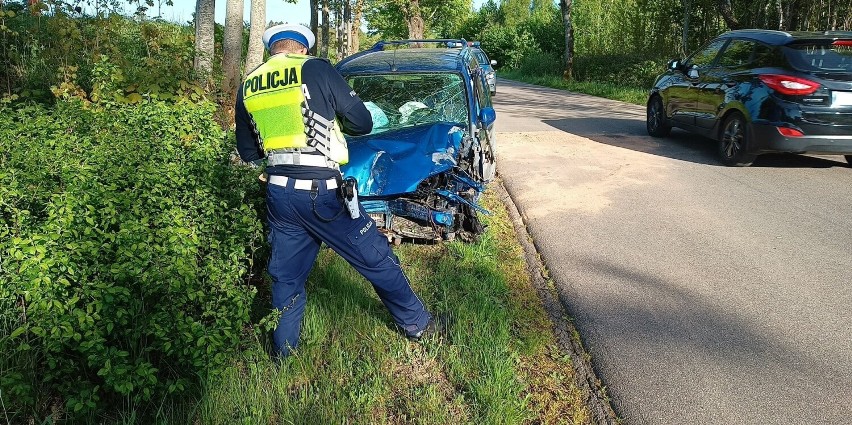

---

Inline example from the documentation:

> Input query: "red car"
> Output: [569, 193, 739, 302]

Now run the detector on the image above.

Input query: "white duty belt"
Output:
[266, 150, 338, 169]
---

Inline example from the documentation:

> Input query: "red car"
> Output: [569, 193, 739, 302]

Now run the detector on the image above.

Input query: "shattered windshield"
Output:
[348, 73, 469, 134]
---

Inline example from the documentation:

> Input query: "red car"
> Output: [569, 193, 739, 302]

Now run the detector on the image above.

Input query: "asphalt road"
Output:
[492, 79, 852, 424]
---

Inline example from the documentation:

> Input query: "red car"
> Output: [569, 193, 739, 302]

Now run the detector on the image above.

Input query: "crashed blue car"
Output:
[337, 39, 497, 243]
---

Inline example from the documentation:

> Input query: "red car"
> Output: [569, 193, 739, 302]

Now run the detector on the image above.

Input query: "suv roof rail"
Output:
[336, 38, 472, 71]
[723, 29, 792, 37]
[371, 39, 469, 51]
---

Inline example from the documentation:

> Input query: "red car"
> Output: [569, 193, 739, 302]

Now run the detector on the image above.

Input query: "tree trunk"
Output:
[787, 0, 801, 30]
[321, 0, 330, 58]
[194, 0, 215, 80]
[406, 0, 425, 39]
[310, 0, 318, 55]
[336, 2, 344, 60]
[223, 0, 244, 99]
[246, 0, 266, 72]
[681, 0, 691, 56]
[560, 0, 574, 80]
[717, 0, 743, 29]
[343, 0, 352, 57]
[351, 0, 363, 52]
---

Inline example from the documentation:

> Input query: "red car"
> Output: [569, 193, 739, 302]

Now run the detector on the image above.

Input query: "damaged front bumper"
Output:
[342, 122, 494, 243]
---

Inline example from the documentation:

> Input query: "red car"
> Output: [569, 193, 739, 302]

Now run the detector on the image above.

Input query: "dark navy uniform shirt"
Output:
[235, 56, 373, 180]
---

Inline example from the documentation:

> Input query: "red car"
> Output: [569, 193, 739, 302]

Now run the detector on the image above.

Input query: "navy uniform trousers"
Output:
[266, 176, 432, 356]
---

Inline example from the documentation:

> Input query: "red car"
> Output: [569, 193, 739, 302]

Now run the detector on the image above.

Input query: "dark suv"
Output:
[647, 30, 852, 166]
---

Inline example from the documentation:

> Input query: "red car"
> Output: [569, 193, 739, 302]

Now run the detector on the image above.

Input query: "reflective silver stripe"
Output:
[299, 83, 344, 164]
[267, 151, 336, 168]
[268, 175, 338, 190]
[302, 108, 335, 128]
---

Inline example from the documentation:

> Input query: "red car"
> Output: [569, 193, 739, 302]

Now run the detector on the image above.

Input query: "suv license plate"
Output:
[833, 91, 852, 106]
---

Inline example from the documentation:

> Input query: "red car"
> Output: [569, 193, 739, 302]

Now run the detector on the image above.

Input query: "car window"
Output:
[752, 43, 787, 68]
[717, 40, 755, 70]
[473, 69, 490, 110]
[684, 39, 727, 68]
[348, 73, 470, 135]
[475, 50, 489, 66]
[785, 42, 852, 72]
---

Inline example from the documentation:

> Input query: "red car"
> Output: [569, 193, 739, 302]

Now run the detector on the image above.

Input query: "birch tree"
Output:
[246, 0, 266, 72]
[194, 0, 215, 79]
[222, 0, 244, 98]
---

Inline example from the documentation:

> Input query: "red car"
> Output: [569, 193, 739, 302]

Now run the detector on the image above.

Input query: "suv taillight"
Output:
[758, 74, 820, 96]
[833, 40, 852, 47]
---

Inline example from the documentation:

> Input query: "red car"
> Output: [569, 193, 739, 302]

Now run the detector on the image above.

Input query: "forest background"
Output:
[2, 0, 851, 423]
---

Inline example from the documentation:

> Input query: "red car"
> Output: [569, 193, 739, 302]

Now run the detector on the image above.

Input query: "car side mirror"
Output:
[479, 107, 496, 127]
[667, 59, 681, 71]
[687, 65, 700, 79]
[490, 60, 497, 66]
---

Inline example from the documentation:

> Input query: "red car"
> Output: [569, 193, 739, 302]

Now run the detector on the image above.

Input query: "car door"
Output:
[471, 65, 496, 181]
[694, 39, 756, 129]
[671, 38, 728, 126]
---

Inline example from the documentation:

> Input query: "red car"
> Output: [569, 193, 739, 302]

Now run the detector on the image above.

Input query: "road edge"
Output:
[494, 176, 619, 425]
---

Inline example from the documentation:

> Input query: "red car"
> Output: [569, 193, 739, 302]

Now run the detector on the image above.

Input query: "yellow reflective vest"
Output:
[242, 54, 348, 164]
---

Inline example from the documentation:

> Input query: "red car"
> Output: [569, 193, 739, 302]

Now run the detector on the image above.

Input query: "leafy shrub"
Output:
[516, 52, 563, 78]
[1, 3, 202, 104]
[479, 25, 540, 70]
[573, 53, 666, 88]
[0, 96, 264, 419]
[519, 6, 565, 57]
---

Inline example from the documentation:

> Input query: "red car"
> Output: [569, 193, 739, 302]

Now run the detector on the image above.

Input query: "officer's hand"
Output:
[258, 172, 268, 183]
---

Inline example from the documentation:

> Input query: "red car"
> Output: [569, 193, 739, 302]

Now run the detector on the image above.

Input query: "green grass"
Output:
[5, 186, 591, 424]
[499, 69, 649, 105]
[177, 187, 589, 424]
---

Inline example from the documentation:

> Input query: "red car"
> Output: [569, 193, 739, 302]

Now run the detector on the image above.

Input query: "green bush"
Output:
[479, 25, 539, 70]
[519, 6, 564, 57]
[573, 53, 666, 88]
[0, 96, 264, 419]
[516, 52, 563, 78]
[0, 4, 202, 104]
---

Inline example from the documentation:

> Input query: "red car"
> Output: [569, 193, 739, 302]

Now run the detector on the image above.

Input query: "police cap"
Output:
[263, 24, 316, 52]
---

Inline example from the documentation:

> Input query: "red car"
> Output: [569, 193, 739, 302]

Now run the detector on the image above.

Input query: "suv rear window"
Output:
[785, 42, 852, 72]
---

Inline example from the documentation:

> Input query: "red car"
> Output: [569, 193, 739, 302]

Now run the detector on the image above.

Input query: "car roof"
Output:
[719, 29, 852, 45]
[337, 40, 475, 75]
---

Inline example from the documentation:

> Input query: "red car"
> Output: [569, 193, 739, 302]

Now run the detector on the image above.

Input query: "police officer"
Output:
[235, 24, 437, 357]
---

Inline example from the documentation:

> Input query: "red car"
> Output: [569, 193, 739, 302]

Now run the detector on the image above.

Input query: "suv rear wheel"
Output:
[718, 112, 757, 167]
[647, 96, 671, 137]
[845, 155, 852, 167]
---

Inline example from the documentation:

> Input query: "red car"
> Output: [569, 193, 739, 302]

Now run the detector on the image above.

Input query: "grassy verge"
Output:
[499, 69, 648, 106]
[179, 186, 590, 424]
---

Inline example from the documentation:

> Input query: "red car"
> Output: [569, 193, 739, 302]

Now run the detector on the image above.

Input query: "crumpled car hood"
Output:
[341, 123, 465, 197]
